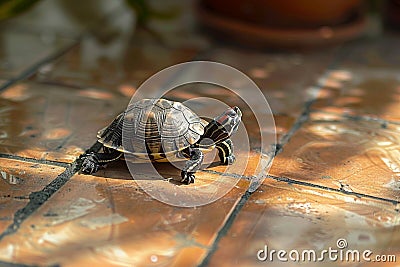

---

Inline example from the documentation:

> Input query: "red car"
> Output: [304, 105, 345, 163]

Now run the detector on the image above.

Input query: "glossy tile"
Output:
[313, 68, 400, 121]
[208, 179, 399, 267]
[270, 111, 400, 202]
[0, 82, 129, 163]
[0, 160, 249, 266]
[207, 151, 267, 179]
[3, 0, 128, 38]
[34, 33, 200, 91]
[0, 158, 65, 233]
[0, 25, 75, 79]
[336, 34, 400, 69]
[1, 1, 399, 266]
[273, 114, 298, 141]
[201, 47, 335, 116]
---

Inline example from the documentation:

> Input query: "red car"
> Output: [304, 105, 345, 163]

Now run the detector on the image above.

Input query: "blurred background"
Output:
[0, 1, 399, 266]
[3, 0, 400, 46]
[0, 0, 399, 91]
[0, 0, 398, 95]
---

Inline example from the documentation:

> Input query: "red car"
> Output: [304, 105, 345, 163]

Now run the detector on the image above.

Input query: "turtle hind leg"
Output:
[216, 139, 236, 165]
[81, 146, 123, 174]
[181, 148, 204, 184]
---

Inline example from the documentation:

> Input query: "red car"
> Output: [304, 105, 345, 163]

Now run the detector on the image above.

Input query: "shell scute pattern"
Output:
[98, 99, 205, 159]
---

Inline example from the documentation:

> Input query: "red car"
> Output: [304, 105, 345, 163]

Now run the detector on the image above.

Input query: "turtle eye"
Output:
[232, 107, 241, 117]
[228, 112, 236, 117]
[227, 108, 238, 117]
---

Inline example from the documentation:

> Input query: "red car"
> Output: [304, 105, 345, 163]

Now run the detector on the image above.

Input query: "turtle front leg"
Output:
[81, 147, 123, 174]
[181, 148, 204, 184]
[216, 139, 236, 165]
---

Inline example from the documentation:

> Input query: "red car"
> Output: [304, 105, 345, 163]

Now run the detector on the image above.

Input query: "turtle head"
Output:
[215, 106, 242, 137]
[201, 106, 242, 145]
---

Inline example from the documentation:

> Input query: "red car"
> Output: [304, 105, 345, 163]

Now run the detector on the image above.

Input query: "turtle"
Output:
[81, 98, 242, 184]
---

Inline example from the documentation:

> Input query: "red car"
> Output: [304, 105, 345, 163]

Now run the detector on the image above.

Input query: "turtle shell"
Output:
[97, 98, 205, 160]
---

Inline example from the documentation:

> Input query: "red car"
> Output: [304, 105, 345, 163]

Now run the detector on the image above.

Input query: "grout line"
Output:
[197, 49, 350, 266]
[197, 98, 314, 267]
[266, 175, 400, 206]
[198, 190, 252, 267]
[0, 140, 100, 241]
[202, 169, 251, 180]
[198, 171, 399, 266]
[0, 160, 81, 241]
[0, 0, 128, 94]
[205, 168, 400, 205]
[0, 7, 127, 243]
[311, 108, 400, 127]
[0, 41, 79, 93]
[0, 0, 128, 93]
[275, 94, 318, 155]
[271, 64, 336, 155]
[0, 153, 69, 168]
[0, 260, 41, 267]
[343, 113, 400, 126]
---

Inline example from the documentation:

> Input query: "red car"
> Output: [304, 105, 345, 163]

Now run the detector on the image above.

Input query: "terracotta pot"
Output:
[196, 0, 366, 48]
[203, 0, 363, 28]
[384, 0, 400, 29]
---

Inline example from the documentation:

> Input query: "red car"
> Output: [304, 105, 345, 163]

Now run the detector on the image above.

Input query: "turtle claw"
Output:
[222, 155, 236, 165]
[181, 171, 195, 185]
[81, 152, 100, 174]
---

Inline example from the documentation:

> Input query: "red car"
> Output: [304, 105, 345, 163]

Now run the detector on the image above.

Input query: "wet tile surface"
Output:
[0, 158, 65, 233]
[0, 82, 129, 163]
[270, 111, 400, 202]
[202, 47, 335, 116]
[0, 1, 399, 266]
[208, 179, 399, 267]
[335, 34, 400, 69]
[0, 25, 75, 79]
[34, 29, 200, 91]
[313, 68, 400, 121]
[0, 161, 249, 266]
[3, 0, 128, 38]
[21, 0, 204, 92]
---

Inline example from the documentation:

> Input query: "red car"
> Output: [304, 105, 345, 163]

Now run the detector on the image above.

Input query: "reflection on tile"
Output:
[26, 0, 208, 92]
[0, 160, 249, 266]
[313, 68, 400, 121]
[270, 111, 400, 202]
[0, 25, 75, 79]
[208, 179, 400, 267]
[3, 0, 128, 38]
[35, 36, 199, 90]
[2, 2, 399, 266]
[274, 114, 297, 141]
[139, 0, 211, 49]
[202, 47, 335, 116]
[337, 35, 400, 69]
[0, 158, 64, 233]
[0, 82, 129, 162]
[207, 151, 258, 177]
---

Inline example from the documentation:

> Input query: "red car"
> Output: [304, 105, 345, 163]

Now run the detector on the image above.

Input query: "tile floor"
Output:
[0, 0, 399, 266]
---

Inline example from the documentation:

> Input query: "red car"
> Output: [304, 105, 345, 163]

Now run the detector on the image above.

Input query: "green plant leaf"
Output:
[0, 0, 40, 21]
